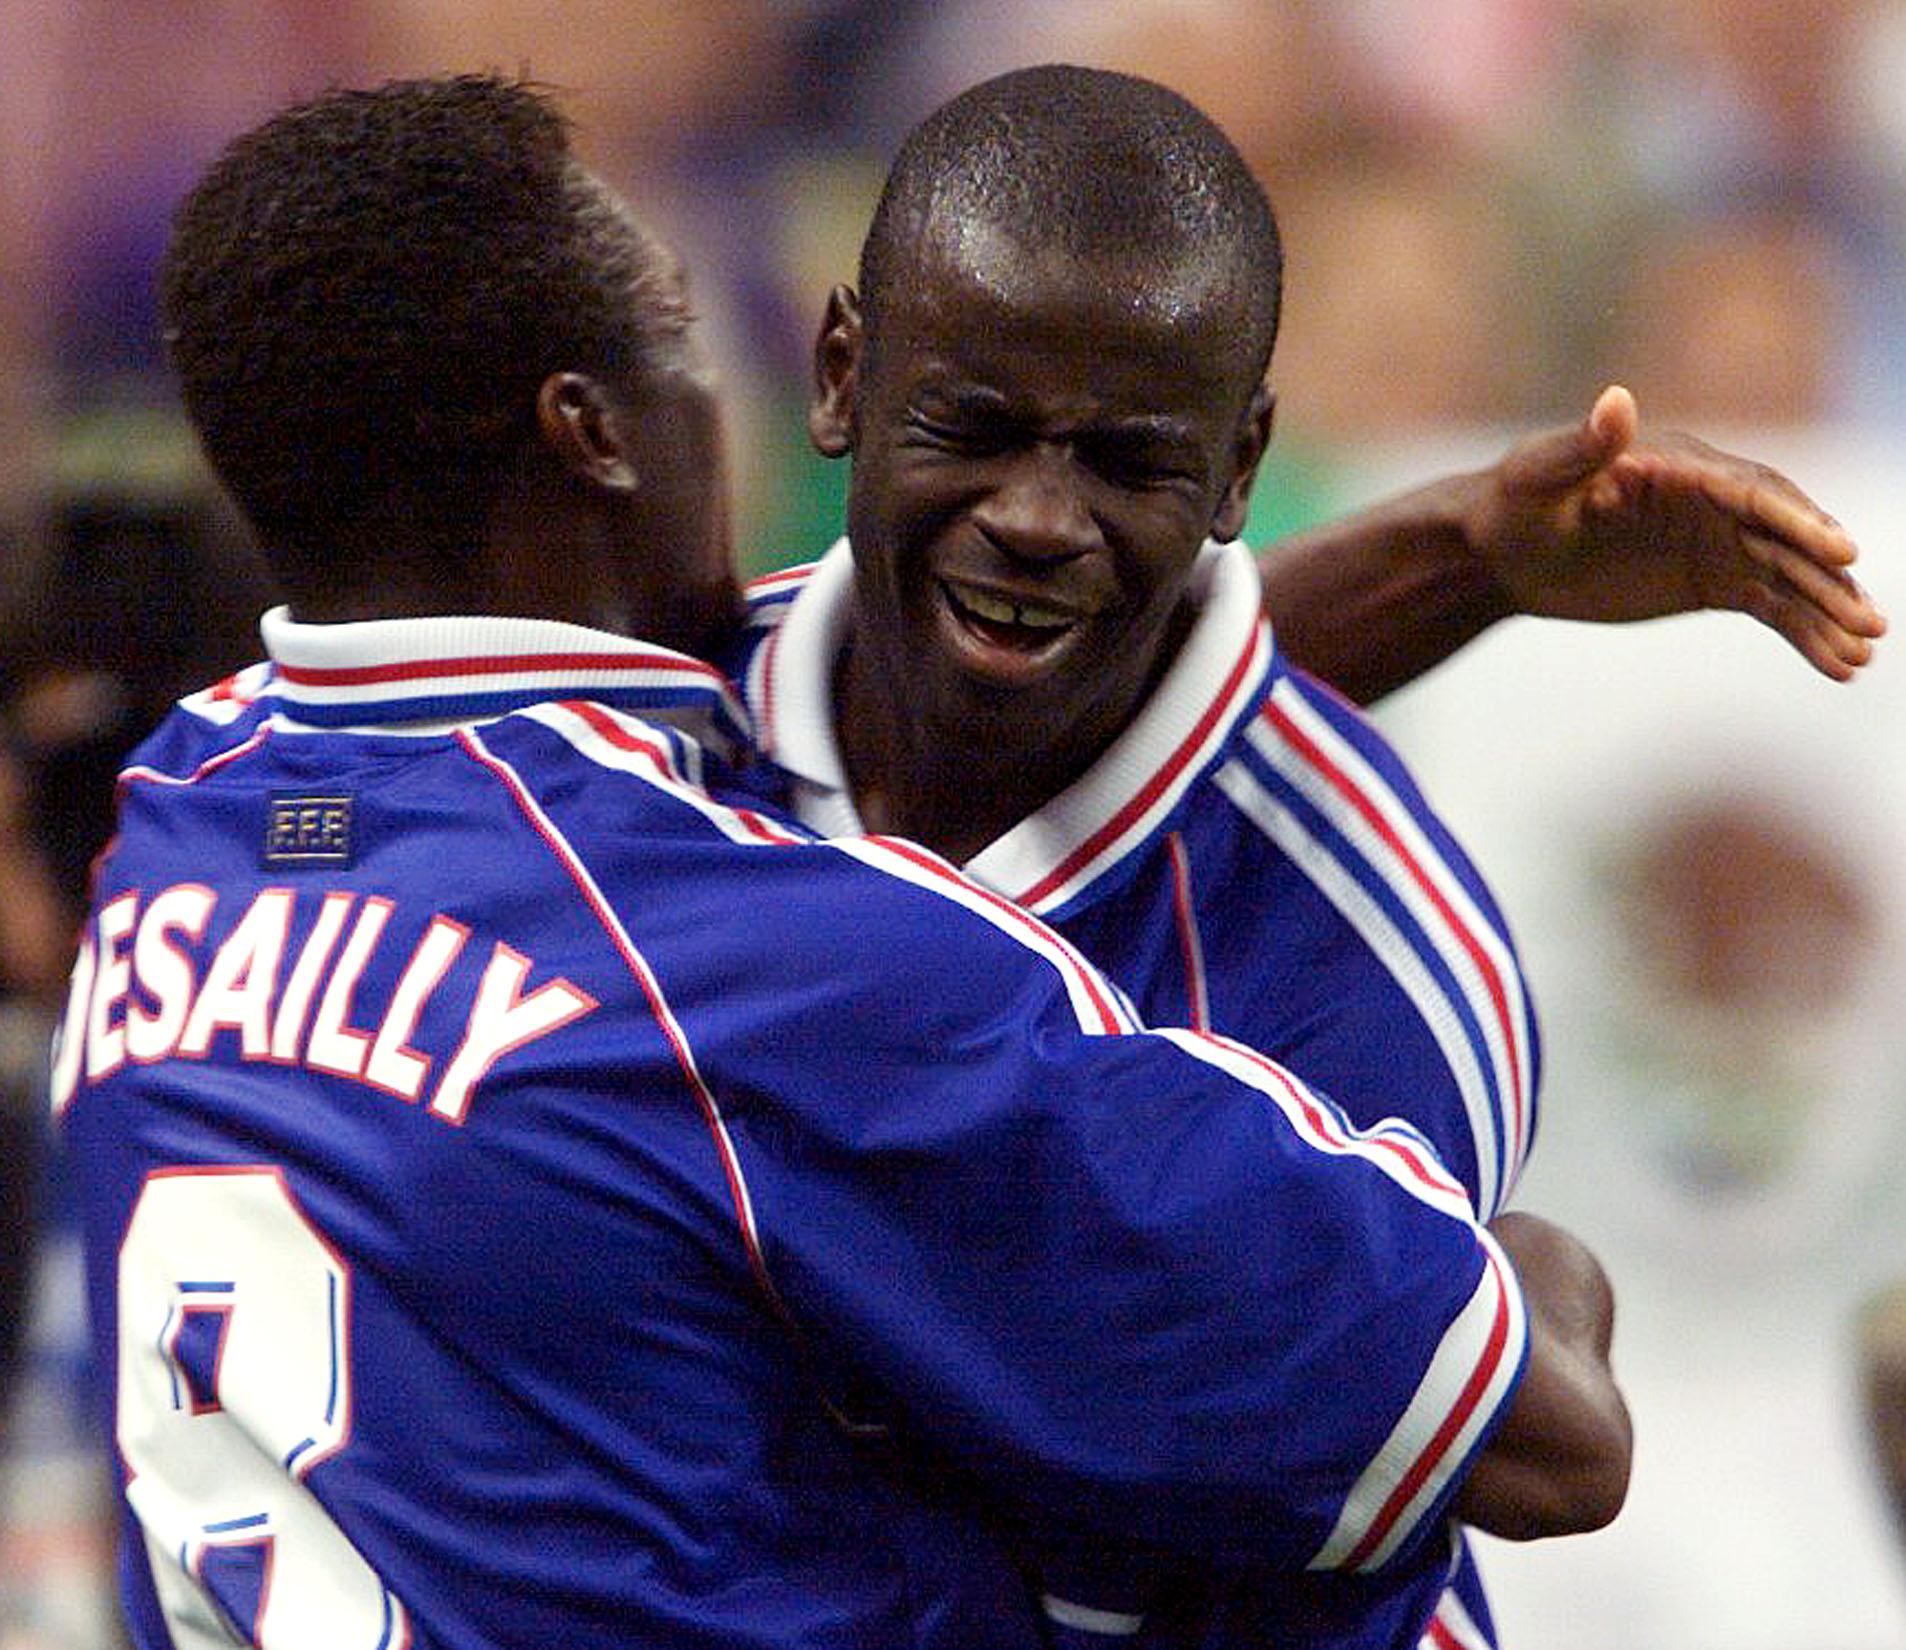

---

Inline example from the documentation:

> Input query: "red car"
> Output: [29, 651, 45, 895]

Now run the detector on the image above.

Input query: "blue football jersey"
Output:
[59, 609, 1526, 1650]
[737, 540, 1545, 1649]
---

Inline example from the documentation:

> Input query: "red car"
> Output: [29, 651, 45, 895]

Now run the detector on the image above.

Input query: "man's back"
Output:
[61, 680, 994, 1647]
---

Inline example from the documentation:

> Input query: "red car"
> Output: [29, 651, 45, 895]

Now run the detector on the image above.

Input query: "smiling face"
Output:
[814, 219, 1273, 779]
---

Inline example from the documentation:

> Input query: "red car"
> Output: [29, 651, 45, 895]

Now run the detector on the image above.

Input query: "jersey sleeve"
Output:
[639, 828, 1528, 1572]
[500, 705, 1528, 1574]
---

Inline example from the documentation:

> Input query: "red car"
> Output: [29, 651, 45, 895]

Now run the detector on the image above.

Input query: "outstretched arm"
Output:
[1261, 386, 1886, 705]
[1455, 1210, 1631, 1541]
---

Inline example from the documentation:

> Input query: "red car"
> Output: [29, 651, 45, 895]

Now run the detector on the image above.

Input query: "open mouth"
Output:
[940, 579, 1082, 654]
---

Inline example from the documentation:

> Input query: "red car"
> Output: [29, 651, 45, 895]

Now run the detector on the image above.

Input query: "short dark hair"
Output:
[860, 64, 1282, 374]
[160, 74, 689, 587]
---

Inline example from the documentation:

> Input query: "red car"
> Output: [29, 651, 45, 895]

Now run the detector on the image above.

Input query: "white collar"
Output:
[258, 607, 752, 757]
[749, 539, 1274, 915]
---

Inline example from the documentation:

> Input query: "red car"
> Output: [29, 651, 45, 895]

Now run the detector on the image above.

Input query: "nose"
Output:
[969, 443, 1101, 564]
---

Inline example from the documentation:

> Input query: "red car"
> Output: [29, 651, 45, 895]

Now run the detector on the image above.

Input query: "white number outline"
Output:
[117, 1165, 411, 1649]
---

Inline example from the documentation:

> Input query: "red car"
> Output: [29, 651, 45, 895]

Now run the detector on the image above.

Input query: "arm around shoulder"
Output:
[1453, 1210, 1632, 1541]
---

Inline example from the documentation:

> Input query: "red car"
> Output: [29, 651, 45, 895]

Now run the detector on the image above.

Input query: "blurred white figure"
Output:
[1368, 432, 1906, 1650]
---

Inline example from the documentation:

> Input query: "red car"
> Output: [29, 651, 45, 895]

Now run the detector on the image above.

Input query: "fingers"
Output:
[1499, 385, 1637, 498]
[1729, 574, 1866, 682]
[1771, 601, 1875, 682]
[1734, 530, 1886, 679]
[1729, 468, 1859, 569]
[1745, 530, 1888, 636]
[1623, 447, 1860, 569]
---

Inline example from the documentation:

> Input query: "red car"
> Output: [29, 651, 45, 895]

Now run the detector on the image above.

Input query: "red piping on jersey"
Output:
[1010, 623, 1265, 911]
[1165, 833, 1210, 1034]
[455, 729, 784, 1311]
[277, 650, 729, 689]
[1197, 1032, 1466, 1202]
[100, 727, 276, 911]
[117, 727, 273, 797]
[1260, 698, 1528, 1171]
[564, 700, 799, 845]
[1342, 1246, 1514, 1571]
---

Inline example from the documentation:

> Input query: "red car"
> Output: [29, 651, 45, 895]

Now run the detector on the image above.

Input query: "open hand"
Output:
[1467, 386, 1886, 681]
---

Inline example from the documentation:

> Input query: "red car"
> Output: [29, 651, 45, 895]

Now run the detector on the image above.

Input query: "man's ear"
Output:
[808, 285, 864, 459]
[1211, 374, 1276, 543]
[537, 372, 640, 494]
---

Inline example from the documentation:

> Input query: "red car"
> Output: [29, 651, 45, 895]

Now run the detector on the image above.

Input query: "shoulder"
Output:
[464, 699, 811, 853]
[178, 660, 277, 725]
[118, 668, 277, 785]
[1246, 663, 1425, 795]
[1215, 662, 1486, 876]
[472, 701, 1136, 1029]
[728, 557, 824, 662]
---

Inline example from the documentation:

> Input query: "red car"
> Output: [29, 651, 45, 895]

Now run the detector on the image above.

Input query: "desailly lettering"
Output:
[50, 884, 596, 1125]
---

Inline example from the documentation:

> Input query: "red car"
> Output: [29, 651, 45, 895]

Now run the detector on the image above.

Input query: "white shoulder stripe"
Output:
[1309, 1228, 1526, 1574]
[523, 701, 805, 847]
[177, 662, 275, 725]
[1420, 1583, 1494, 1650]
[1152, 1029, 1473, 1220]
[526, 702, 1140, 1038]
[1210, 758, 1506, 1219]
[1240, 681, 1536, 1206]
[1259, 683, 1534, 1142]
[119, 726, 273, 790]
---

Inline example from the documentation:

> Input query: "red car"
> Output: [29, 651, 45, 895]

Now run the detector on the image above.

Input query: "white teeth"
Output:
[951, 585, 1074, 631]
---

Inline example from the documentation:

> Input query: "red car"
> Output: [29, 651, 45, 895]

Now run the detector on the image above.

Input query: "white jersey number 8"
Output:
[117, 1166, 410, 1649]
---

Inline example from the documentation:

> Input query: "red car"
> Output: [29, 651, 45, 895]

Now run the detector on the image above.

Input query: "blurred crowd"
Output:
[4, 3, 1906, 1647]
[5, 0, 1906, 559]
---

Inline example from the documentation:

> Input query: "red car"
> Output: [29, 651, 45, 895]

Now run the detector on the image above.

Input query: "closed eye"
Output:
[903, 413, 1011, 456]
[1079, 438, 1201, 490]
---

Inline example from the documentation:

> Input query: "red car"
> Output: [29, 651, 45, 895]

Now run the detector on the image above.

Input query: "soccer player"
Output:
[58, 75, 1627, 1650]
[730, 62, 1856, 1647]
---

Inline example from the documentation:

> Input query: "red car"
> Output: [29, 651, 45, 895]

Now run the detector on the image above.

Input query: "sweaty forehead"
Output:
[873, 229, 1256, 433]
[895, 212, 1248, 351]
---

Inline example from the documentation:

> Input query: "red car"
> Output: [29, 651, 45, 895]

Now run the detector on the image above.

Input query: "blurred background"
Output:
[2, 2, 1905, 1646]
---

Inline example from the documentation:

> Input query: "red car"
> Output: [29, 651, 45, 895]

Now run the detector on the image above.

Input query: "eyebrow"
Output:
[1088, 415, 1202, 449]
[913, 380, 1201, 448]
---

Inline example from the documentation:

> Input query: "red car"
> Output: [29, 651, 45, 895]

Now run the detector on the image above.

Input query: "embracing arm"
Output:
[1260, 386, 1885, 705]
[1454, 1210, 1631, 1541]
